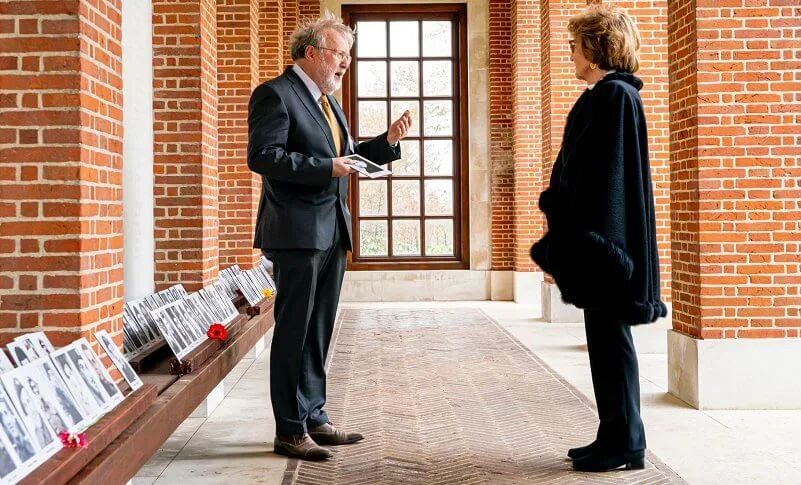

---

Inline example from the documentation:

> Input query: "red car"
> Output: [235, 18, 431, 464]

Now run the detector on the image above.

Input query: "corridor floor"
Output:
[291, 307, 682, 484]
[134, 302, 801, 485]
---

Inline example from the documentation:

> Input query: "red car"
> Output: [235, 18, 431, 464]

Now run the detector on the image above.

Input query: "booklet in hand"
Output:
[345, 154, 392, 178]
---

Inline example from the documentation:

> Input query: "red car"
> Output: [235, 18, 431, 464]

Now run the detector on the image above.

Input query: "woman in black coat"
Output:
[530, 5, 667, 472]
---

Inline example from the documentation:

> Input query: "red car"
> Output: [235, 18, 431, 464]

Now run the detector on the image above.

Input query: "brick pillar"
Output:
[282, 0, 299, 67]
[299, 0, 320, 22]
[614, 0, 671, 302]
[0, 0, 124, 349]
[217, 0, 260, 270]
[538, 0, 591, 318]
[667, 1, 801, 409]
[153, 0, 219, 291]
[510, 0, 545, 303]
[260, 0, 283, 82]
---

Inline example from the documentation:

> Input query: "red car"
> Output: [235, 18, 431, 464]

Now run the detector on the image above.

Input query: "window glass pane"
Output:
[423, 100, 452, 136]
[358, 101, 387, 137]
[359, 180, 387, 216]
[392, 180, 420, 216]
[393, 140, 420, 176]
[391, 100, 420, 137]
[390, 61, 419, 97]
[357, 21, 386, 57]
[424, 140, 453, 176]
[390, 21, 419, 57]
[422, 21, 451, 57]
[357, 61, 387, 97]
[423, 60, 452, 96]
[425, 219, 454, 256]
[360, 220, 388, 256]
[393, 220, 421, 256]
[424, 179, 453, 216]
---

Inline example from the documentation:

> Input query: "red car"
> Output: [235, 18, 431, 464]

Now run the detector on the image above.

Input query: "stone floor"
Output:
[134, 302, 801, 485]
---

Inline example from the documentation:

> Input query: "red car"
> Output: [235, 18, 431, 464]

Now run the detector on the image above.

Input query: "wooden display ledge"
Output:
[245, 295, 275, 317]
[128, 340, 170, 373]
[168, 313, 250, 375]
[68, 302, 275, 484]
[19, 385, 157, 485]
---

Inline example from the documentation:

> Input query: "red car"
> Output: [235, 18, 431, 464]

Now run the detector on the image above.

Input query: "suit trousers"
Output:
[583, 309, 646, 453]
[265, 221, 347, 436]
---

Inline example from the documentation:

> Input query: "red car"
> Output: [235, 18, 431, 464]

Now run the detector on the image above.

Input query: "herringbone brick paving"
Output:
[288, 308, 686, 484]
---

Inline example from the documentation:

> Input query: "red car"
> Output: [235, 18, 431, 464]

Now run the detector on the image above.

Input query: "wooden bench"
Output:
[18, 297, 275, 485]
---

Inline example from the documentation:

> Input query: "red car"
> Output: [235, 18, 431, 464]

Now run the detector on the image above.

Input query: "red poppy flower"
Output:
[59, 431, 88, 448]
[207, 323, 227, 341]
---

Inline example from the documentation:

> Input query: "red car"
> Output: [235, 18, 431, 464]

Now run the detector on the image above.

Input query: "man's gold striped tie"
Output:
[319, 95, 342, 156]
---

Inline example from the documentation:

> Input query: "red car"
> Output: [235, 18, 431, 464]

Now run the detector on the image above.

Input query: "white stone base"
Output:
[490, 271, 513, 301]
[668, 330, 801, 409]
[341, 270, 489, 301]
[190, 381, 225, 418]
[513, 271, 543, 304]
[541, 280, 583, 323]
[246, 334, 267, 359]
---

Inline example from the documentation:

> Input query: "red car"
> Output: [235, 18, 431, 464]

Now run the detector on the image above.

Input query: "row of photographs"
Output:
[123, 261, 276, 362]
[0, 332, 143, 484]
[122, 285, 188, 358]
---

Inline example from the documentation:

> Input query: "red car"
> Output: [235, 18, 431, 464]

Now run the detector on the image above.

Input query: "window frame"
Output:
[342, 4, 470, 271]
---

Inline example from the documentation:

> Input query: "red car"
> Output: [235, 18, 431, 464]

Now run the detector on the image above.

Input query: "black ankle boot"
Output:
[572, 449, 645, 472]
[567, 440, 599, 460]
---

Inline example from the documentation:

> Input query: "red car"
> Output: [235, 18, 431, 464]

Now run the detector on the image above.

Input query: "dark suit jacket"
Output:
[248, 66, 401, 251]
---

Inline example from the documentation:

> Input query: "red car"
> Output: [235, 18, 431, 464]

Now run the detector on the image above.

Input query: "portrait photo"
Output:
[74, 339, 123, 407]
[50, 351, 103, 419]
[34, 359, 87, 430]
[5, 343, 32, 368]
[0, 387, 36, 466]
[0, 430, 22, 484]
[0, 352, 14, 374]
[95, 331, 143, 391]
[0, 371, 59, 454]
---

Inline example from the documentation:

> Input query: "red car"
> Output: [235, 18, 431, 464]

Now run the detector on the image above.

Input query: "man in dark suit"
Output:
[248, 13, 411, 461]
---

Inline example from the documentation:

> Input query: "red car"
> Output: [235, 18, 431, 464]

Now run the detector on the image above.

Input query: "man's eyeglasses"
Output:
[318, 47, 351, 62]
[568, 39, 576, 52]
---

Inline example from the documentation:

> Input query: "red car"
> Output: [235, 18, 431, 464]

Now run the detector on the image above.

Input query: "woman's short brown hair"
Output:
[568, 5, 641, 73]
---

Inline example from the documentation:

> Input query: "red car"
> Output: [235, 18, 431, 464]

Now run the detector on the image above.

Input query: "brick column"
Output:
[282, 0, 298, 66]
[217, 0, 260, 269]
[152, 0, 219, 291]
[0, 0, 124, 349]
[668, 1, 801, 409]
[260, 0, 283, 82]
[299, 0, 320, 23]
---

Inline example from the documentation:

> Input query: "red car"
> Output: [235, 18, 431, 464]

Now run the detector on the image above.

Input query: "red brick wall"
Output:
[670, 1, 801, 339]
[489, 0, 514, 271]
[217, 0, 260, 270]
[152, 0, 219, 291]
[0, 0, 124, 350]
[299, 0, 319, 22]
[282, 0, 298, 66]
[511, 0, 544, 272]
[616, 0, 672, 301]
[260, 0, 284, 82]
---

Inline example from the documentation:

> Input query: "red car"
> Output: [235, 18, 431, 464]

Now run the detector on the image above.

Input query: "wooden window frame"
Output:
[342, 4, 470, 271]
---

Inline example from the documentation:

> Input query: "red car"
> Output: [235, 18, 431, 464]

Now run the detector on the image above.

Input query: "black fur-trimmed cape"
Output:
[530, 72, 667, 324]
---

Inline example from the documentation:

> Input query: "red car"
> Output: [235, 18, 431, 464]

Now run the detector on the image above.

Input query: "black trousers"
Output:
[264, 223, 347, 436]
[583, 309, 646, 453]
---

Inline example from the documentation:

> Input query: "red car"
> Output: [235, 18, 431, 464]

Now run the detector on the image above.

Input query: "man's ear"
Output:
[304, 44, 316, 61]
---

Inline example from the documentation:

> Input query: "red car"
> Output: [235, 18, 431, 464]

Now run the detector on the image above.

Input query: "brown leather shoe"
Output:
[308, 422, 364, 445]
[273, 433, 333, 460]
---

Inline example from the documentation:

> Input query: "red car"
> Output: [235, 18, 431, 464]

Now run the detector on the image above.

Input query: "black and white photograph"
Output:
[74, 339, 123, 408]
[0, 430, 22, 484]
[198, 288, 224, 323]
[163, 304, 200, 349]
[0, 372, 60, 456]
[125, 300, 160, 345]
[13, 361, 77, 436]
[186, 293, 216, 328]
[0, 387, 36, 467]
[15, 332, 55, 358]
[34, 359, 87, 430]
[253, 264, 276, 292]
[95, 331, 143, 392]
[5, 343, 33, 368]
[150, 305, 191, 360]
[0, 352, 14, 374]
[50, 351, 103, 418]
[175, 299, 208, 339]
[210, 283, 238, 322]
[236, 271, 262, 306]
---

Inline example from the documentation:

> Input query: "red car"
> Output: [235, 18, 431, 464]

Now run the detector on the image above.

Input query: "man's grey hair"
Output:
[290, 11, 355, 61]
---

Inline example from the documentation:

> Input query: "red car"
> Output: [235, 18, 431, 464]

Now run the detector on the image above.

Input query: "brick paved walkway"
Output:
[287, 308, 685, 484]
